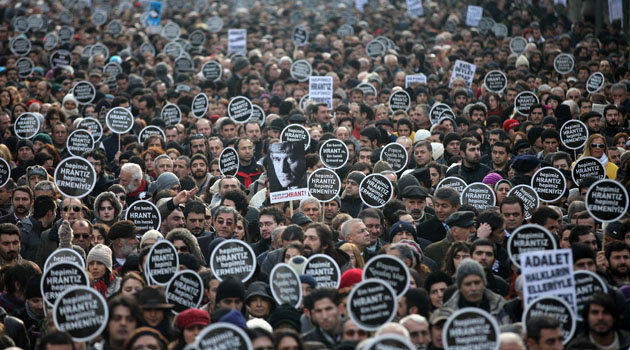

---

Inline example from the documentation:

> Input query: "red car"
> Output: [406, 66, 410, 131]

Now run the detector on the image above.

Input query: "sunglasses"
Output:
[74, 234, 90, 239]
[345, 329, 367, 336]
[175, 246, 189, 253]
[590, 143, 605, 149]
[62, 206, 81, 212]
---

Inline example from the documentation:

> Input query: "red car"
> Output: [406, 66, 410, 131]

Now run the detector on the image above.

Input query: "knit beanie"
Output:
[218, 309, 248, 329]
[87, 244, 113, 273]
[443, 132, 461, 147]
[215, 277, 245, 305]
[148, 172, 180, 196]
[515, 55, 529, 68]
[347, 171, 366, 185]
[338, 268, 363, 290]
[33, 133, 53, 145]
[299, 274, 317, 289]
[482, 173, 504, 187]
[456, 259, 486, 288]
[268, 303, 301, 330]
[571, 243, 596, 263]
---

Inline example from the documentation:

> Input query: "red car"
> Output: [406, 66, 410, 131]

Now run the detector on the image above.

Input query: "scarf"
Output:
[599, 153, 609, 167]
[94, 274, 114, 298]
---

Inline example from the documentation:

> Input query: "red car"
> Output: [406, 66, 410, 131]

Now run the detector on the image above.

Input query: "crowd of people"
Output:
[0, 0, 629, 349]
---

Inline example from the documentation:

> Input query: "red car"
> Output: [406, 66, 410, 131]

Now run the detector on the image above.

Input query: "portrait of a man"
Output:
[267, 141, 307, 191]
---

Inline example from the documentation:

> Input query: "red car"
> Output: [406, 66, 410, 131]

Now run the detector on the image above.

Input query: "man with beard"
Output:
[604, 242, 630, 287]
[569, 293, 630, 349]
[0, 223, 22, 266]
[445, 138, 491, 184]
[474, 211, 510, 280]
[109, 220, 139, 271]
[184, 200, 210, 238]
[601, 105, 628, 141]
[190, 154, 212, 193]
[470, 239, 509, 297]
[119, 163, 150, 205]
[96, 296, 143, 350]
[303, 223, 350, 269]
[401, 186, 432, 226]
[0, 186, 33, 225]
[452, 87, 468, 114]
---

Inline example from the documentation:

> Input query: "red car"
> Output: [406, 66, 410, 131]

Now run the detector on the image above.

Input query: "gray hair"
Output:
[499, 332, 525, 350]
[176, 155, 190, 167]
[611, 83, 627, 94]
[33, 180, 56, 194]
[154, 154, 172, 169]
[386, 243, 415, 264]
[375, 322, 410, 340]
[400, 314, 429, 327]
[214, 205, 238, 222]
[299, 196, 321, 211]
[271, 226, 286, 244]
[340, 218, 363, 241]
[121, 163, 143, 182]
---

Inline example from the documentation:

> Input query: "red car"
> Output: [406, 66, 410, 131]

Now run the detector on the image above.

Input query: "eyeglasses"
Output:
[117, 195, 126, 201]
[175, 246, 189, 253]
[74, 234, 90, 239]
[590, 143, 605, 149]
[62, 206, 81, 212]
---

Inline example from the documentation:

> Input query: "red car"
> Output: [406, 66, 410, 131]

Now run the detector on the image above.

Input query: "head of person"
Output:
[525, 316, 563, 350]
[36, 331, 75, 350]
[109, 220, 139, 258]
[582, 292, 619, 339]
[400, 314, 431, 349]
[0, 223, 21, 263]
[274, 330, 306, 350]
[245, 281, 275, 319]
[259, 206, 286, 240]
[184, 200, 207, 237]
[500, 196, 525, 232]
[401, 185, 428, 220]
[119, 163, 143, 194]
[213, 206, 238, 238]
[303, 222, 334, 257]
[459, 137, 481, 166]
[87, 244, 113, 281]
[477, 210, 506, 245]
[174, 308, 210, 346]
[215, 277, 246, 315]
[584, 133, 608, 159]
[105, 296, 144, 347]
[433, 187, 460, 222]
[299, 197, 321, 223]
[341, 218, 370, 249]
[122, 327, 169, 350]
[341, 318, 368, 343]
[470, 239, 497, 272]
[445, 211, 476, 242]
[120, 272, 147, 298]
[424, 271, 453, 310]
[572, 243, 597, 272]
[303, 287, 341, 334]
[455, 259, 487, 305]
[137, 286, 174, 327]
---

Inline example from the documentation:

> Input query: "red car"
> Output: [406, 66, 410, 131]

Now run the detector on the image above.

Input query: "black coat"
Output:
[416, 216, 447, 243]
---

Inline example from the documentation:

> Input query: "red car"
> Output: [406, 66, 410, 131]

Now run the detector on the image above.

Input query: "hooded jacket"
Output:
[93, 191, 123, 227]
[442, 289, 509, 325]
[165, 229, 205, 265]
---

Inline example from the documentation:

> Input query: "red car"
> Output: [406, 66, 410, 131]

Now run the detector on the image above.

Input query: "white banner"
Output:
[228, 29, 247, 57]
[309, 76, 334, 109]
[521, 249, 577, 313]
[448, 60, 476, 89]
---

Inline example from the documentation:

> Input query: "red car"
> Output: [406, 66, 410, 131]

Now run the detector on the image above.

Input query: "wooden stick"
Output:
[118, 133, 121, 152]
[290, 200, 294, 219]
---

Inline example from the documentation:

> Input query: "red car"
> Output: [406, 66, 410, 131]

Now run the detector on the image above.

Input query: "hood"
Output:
[93, 191, 123, 222]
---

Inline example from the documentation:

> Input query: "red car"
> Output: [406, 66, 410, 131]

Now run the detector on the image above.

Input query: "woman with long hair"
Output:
[87, 244, 121, 298]
[118, 272, 147, 298]
[339, 243, 365, 268]
[171, 309, 210, 350]
[577, 133, 618, 180]
[441, 242, 471, 277]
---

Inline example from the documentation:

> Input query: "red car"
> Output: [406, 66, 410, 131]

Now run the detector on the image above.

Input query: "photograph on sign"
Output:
[268, 141, 308, 204]
[209, 239, 257, 282]
[54, 157, 97, 199]
[304, 254, 341, 288]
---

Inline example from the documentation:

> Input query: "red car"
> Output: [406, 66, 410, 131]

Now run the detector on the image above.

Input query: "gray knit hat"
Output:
[87, 244, 113, 273]
[455, 259, 486, 288]
[148, 172, 180, 196]
[347, 171, 365, 185]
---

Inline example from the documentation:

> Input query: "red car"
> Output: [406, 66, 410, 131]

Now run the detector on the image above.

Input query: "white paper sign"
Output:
[405, 74, 427, 88]
[521, 249, 577, 313]
[228, 29, 247, 57]
[309, 76, 334, 109]
[407, 0, 424, 16]
[466, 5, 483, 27]
[608, 0, 623, 26]
[449, 60, 476, 89]
[355, 0, 368, 12]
